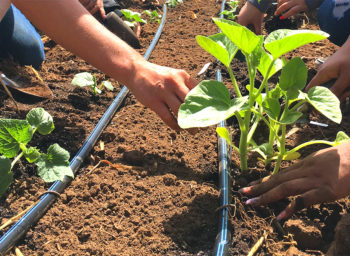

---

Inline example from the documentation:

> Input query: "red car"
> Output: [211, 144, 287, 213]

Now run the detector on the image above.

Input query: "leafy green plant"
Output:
[143, 10, 162, 23]
[220, 0, 239, 20]
[71, 72, 114, 95]
[166, 0, 183, 8]
[0, 108, 74, 198]
[121, 9, 147, 27]
[178, 19, 347, 174]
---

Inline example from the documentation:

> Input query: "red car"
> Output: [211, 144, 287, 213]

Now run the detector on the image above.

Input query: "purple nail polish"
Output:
[245, 197, 260, 206]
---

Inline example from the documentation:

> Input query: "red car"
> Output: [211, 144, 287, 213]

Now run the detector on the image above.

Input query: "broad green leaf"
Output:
[196, 33, 238, 68]
[36, 144, 74, 182]
[216, 127, 232, 146]
[24, 147, 41, 163]
[71, 72, 95, 87]
[306, 87, 342, 124]
[334, 131, 350, 145]
[258, 50, 283, 79]
[248, 35, 264, 70]
[0, 119, 32, 158]
[279, 57, 307, 92]
[213, 18, 261, 54]
[26, 108, 54, 135]
[270, 85, 282, 99]
[178, 80, 248, 128]
[257, 143, 273, 156]
[262, 98, 281, 120]
[0, 156, 13, 198]
[279, 109, 303, 124]
[264, 29, 329, 59]
[102, 81, 114, 91]
[283, 151, 301, 160]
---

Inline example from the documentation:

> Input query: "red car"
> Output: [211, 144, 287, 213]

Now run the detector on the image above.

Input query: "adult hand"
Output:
[275, 0, 308, 19]
[79, 0, 106, 19]
[306, 37, 350, 101]
[126, 60, 198, 131]
[239, 141, 350, 220]
[237, 2, 264, 34]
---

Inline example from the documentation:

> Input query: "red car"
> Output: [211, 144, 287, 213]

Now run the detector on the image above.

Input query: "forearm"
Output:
[12, 0, 143, 87]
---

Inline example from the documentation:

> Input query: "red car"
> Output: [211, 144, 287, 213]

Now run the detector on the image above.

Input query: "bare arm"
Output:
[12, 0, 197, 130]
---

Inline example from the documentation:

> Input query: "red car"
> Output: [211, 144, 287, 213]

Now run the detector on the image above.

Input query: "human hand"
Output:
[237, 2, 264, 34]
[306, 38, 350, 101]
[79, 0, 106, 19]
[239, 141, 350, 220]
[275, 0, 308, 19]
[126, 60, 198, 131]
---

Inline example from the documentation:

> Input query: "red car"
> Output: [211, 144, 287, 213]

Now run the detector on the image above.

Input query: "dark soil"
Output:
[1, 0, 350, 255]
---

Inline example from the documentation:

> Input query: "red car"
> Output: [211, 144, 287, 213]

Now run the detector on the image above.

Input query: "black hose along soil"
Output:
[1, 0, 350, 255]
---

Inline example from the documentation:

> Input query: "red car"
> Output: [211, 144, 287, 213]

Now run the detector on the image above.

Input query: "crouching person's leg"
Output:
[318, 0, 350, 46]
[0, 4, 44, 68]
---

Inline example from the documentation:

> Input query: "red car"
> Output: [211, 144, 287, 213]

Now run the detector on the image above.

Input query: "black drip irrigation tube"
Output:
[213, 0, 233, 255]
[0, 5, 167, 255]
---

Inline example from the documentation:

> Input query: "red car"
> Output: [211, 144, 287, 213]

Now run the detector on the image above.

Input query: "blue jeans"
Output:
[0, 5, 44, 68]
[318, 0, 350, 46]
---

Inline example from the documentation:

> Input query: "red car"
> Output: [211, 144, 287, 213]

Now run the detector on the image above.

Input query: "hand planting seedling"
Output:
[121, 9, 147, 27]
[178, 19, 347, 174]
[71, 72, 114, 95]
[0, 108, 74, 198]
[143, 10, 162, 23]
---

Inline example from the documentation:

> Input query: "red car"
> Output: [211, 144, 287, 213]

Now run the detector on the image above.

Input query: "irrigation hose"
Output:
[0, 4, 167, 255]
[213, 0, 233, 255]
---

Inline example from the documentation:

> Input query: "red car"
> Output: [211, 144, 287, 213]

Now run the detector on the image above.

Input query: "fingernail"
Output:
[238, 186, 251, 194]
[279, 15, 285, 20]
[245, 197, 260, 206]
[276, 210, 287, 221]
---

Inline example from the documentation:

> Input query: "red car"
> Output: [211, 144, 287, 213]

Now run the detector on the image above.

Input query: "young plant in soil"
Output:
[220, 0, 239, 20]
[143, 10, 162, 24]
[178, 19, 346, 173]
[71, 72, 114, 96]
[121, 9, 147, 27]
[0, 108, 74, 198]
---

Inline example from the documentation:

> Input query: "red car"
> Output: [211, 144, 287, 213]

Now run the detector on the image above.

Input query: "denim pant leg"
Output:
[318, 0, 350, 46]
[0, 5, 44, 68]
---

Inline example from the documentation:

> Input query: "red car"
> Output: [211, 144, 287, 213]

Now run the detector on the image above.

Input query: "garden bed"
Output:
[1, 0, 350, 255]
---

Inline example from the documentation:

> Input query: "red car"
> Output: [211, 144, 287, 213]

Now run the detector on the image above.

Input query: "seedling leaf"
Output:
[26, 108, 55, 135]
[178, 80, 248, 128]
[216, 127, 232, 146]
[306, 86, 342, 124]
[24, 147, 41, 163]
[264, 29, 329, 59]
[196, 33, 238, 68]
[213, 18, 261, 55]
[36, 144, 74, 182]
[283, 151, 301, 160]
[279, 109, 303, 124]
[334, 131, 350, 145]
[0, 156, 13, 198]
[102, 81, 114, 91]
[71, 72, 95, 87]
[258, 50, 283, 79]
[0, 119, 33, 158]
[279, 57, 307, 95]
[262, 98, 281, 120]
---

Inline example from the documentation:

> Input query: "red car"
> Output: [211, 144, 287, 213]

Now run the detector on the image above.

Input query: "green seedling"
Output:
[143, 10, 162, 23]
[0, 108, 74, 198]
[220, 0, 239, 20]
[71, 72, 114, 95]
[121, 9, 147, 27]
[178, 19, 347, 174]
[166, 0, 183, 8]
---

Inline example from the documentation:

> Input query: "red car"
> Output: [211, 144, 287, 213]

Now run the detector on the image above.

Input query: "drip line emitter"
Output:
[0, 3, 234, 255]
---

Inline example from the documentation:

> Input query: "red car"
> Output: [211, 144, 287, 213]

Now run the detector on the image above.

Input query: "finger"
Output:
[329, 72, 350, 99]
[305, 71, 334, 91]
[279, 5, 304, 19]
[85, 1, 96, 12]
[156, 102, 180, 131]
[275, 1, 293, 16]
[245, 177, 315, 207]
[165, 94, 183, 118]
[89, 6, 99, 15]
[340, 89, 350, 102]
[186, 76, 198, 90]
[276, 186, 335, 220]
[254, 23, 262, 35]
[99, 7, 106, 19]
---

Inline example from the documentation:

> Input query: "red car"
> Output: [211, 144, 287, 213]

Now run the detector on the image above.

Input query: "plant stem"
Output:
[272, 124, 286, 174]
[287, 140, 334, 155]
[255, 60, 275, 99]
[228, 67, 242, 97]
[11, 152, 24, 171]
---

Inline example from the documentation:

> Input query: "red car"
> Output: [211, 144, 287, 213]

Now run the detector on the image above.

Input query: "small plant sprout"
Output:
[166, 0, 183, 8]
[220, 0, 239, 20]
[0, 108, 74, 198]
[143, 10, 162, 23]
[121, 9, 147, 27]
[178, 19, 347, 174]
[71, 72, 114, 95]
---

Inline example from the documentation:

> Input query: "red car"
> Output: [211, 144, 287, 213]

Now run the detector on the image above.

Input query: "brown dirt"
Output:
[1, 0, 350, 255]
